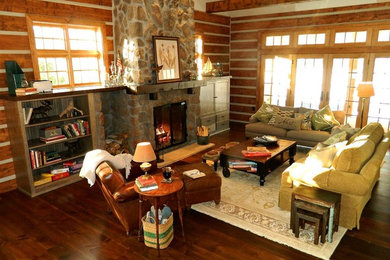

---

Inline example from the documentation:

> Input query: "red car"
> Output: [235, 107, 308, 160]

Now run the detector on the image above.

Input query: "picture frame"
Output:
[153, 36, 182, 83]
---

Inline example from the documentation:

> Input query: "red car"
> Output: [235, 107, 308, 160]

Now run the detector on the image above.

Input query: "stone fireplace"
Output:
[104, 0, 200, 153]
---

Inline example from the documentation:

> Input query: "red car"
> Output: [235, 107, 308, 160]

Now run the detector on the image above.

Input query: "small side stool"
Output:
[202, 150, 220, 171]
[292, 200, 329, 244]
[291, 185, 341, 243]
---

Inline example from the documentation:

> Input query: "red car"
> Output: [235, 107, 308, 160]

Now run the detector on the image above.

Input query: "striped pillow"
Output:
[294, 111, 313, 130]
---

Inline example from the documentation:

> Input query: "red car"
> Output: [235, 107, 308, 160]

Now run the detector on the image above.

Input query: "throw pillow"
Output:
[269, 115, 301, 130]
[322, 131, 347, 146]
[268, 108, 294, 125]
[294, 111, 313, 130]
[331, 124, 360, 139]
[305, 145, 337, 168]
[252, 103, 277, 123]
[311, 105, 340, 131]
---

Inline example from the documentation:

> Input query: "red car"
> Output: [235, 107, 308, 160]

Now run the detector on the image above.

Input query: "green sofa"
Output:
[279, 122, 390, 229]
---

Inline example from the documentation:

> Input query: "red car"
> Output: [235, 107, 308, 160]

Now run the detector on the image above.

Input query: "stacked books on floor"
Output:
[62, 119, 90, 138]
[30, 150, 62, 169]
[33, 160, 83, 186]
[228, 160, 258, 173]
[136, 175, 158, 192]
[241, 146, 272, 157]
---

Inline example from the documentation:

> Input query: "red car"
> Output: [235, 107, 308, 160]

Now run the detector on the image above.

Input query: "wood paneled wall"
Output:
[194, 11, 230, 76]
[0, 0, 114, 193]
[229, 2, 390, 123]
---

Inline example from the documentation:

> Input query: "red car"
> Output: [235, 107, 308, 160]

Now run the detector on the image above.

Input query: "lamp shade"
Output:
[357, 82, 375, 98]
[133, 142, 156, 163]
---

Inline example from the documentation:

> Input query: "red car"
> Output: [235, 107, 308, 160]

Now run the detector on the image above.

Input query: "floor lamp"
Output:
[357, 82, 375, 128]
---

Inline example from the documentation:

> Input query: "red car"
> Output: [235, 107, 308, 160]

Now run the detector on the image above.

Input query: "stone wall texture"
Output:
[113, 0, 195, 84]
[101, 90, 200, 153]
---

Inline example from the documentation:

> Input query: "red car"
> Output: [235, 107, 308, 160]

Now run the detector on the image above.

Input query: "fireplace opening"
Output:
[153, 101, 187, 152]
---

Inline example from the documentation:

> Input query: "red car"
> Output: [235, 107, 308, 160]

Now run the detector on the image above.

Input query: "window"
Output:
[378, 29, 390, 42]
[265, 35, 290, 46]
[335, 31, 367, 44]
[28, 17, 106, 88]
[298, 33, 326, 45]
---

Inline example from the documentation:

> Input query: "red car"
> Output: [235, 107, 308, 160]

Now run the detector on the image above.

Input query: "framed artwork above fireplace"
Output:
[153, 36, 182, 83]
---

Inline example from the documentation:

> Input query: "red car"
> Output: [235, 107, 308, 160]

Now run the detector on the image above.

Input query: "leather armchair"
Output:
[95, 161, 142, 235]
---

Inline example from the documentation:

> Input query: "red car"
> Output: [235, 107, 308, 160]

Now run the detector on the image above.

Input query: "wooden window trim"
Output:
[26, 15, 109, 89]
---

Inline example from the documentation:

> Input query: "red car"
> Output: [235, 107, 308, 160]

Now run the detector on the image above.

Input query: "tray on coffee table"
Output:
[219, 139, 297, 186]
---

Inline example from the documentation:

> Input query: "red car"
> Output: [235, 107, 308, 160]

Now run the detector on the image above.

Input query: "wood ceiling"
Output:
[206, 0, 313, 12]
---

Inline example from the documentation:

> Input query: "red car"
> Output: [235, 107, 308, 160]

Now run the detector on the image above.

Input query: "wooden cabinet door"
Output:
[200, 82, 215, 116]
[215, 80, 229, 113]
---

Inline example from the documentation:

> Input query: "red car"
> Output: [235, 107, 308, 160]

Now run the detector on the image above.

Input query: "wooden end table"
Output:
[291, 185, 341, 243]
[134, 171, 185, 256]
[220, 139, 296, 186]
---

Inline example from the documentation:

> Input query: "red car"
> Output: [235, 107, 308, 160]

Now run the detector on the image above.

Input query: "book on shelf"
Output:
[241, 150, 272, 157]
[50, 167, 69, 174]
[40, 134, 67, 143]
[15, 87, 38, 96]
[135, 175, 158, 192]
[51, 171, 70, 181]
[24, 107, 34, 125]
[34, 176, 52, 186]
[183, 169, 206, 179]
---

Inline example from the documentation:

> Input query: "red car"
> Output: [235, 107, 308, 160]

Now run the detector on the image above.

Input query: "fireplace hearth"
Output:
[153, 101, 187, 152]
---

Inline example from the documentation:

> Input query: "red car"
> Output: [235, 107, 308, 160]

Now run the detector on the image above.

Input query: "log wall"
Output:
[0, 0, 114, 193]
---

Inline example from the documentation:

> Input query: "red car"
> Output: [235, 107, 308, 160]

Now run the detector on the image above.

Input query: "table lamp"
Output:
[357, 82, 374, 128]
[133, 142, 156, 178]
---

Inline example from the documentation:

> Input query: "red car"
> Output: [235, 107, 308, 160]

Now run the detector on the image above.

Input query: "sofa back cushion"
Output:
[311, 105, 340, 131]
[348, 122, 384, 145]
[252, 103, 276, 123]
[332, 139, 376, 173]
[269, 115, 301, 130]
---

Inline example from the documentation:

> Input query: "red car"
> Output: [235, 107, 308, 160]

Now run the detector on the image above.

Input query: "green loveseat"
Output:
[279, 122, 390, 229]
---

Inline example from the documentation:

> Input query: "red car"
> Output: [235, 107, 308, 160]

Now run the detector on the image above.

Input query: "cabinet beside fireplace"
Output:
[199, 76, 231, 135]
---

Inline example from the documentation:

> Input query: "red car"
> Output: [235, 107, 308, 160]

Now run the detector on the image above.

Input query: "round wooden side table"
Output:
[134, 172, 185, 256]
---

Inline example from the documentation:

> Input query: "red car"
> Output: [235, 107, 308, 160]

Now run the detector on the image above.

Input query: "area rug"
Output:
[157, 142, 215, 168]
[192, 151, 347, 260]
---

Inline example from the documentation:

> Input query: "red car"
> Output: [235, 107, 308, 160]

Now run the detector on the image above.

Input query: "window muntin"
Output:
[72, 57, 100, 84]
[335, 31, 367, 44]
[33, 25, 65, 50]
[263, 57, 291, 106]
[298, 33, 326, 45]
[38, 57, 69, 85]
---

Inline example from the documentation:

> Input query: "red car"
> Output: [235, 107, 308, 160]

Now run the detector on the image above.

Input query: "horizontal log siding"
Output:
[195, 11, 230, 77]
[0, 0, 113, 193]
[230, 3, 390, 123]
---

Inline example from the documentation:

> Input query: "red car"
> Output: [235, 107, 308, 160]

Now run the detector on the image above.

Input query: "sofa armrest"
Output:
[326, 170, 370, 196]
[248, 115, 258, 123]
[113, 181, 137, 202]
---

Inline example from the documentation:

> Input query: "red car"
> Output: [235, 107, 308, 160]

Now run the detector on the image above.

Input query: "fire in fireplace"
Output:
[153, 101, 187, 151]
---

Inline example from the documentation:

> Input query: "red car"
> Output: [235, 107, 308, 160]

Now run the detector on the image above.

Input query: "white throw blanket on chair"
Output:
[79, 149, 133, 186]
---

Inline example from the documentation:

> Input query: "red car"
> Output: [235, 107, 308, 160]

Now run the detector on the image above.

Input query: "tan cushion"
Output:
[245, 122, 288, 137]
[349, 122, 384, 145]
[286, 129, 330, 143]
[332, 139, 376, 173]
[306, 145, 338, 168]
[322, 131, 347, 146]
[269, 115, 301, 130]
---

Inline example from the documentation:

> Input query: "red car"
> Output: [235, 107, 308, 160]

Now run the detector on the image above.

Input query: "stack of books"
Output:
[49, 167, 70, 181]
[40, 134, 67, 144]
[241, 146, 272, 157]
[29, 150, 62, 169]
[135, 175, 158, 192]
[63, 160, 83, 175]
[228, 160, 257, 172]
[15, 87, 38, 96]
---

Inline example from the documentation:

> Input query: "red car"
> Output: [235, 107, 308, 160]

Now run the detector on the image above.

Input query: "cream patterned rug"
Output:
[192, 151, 347, 260]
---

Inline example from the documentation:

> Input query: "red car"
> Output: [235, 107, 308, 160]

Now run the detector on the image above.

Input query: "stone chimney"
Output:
[113, 0, 196, 84]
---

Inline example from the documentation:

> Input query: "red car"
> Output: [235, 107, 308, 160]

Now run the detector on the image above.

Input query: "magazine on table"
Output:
[183, 169, 206, 179]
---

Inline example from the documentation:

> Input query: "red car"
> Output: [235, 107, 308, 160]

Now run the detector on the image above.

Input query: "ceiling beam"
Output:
[206, 0, 312, 13]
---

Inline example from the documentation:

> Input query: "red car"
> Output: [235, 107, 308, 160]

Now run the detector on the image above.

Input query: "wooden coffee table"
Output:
[220, 138, 297, 186]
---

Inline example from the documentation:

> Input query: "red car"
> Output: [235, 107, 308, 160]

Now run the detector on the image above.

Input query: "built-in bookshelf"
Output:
[3, 93, 98, 197]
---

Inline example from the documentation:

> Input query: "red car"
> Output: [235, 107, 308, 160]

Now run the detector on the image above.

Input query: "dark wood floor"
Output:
[0, 123, 389, 259]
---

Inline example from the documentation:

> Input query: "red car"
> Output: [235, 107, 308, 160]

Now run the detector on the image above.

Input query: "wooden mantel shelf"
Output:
[126, 79, 207, 95]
